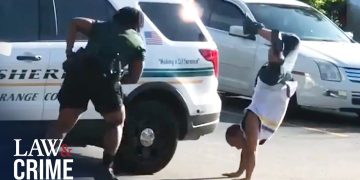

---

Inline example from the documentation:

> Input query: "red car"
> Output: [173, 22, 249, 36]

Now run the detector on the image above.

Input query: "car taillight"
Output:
[199, 49, 219, 77]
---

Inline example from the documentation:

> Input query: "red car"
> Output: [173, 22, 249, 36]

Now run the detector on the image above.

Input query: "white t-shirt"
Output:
[244, 78, 297, 144]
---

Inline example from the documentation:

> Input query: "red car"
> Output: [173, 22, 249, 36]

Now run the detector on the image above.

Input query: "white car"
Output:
[0, 0, 221, 174]
[195, 0, 360, 117]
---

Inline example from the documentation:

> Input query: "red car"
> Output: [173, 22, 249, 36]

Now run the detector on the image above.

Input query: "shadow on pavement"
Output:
[71, 153, 139, 180]
[71, 153, 242, 180]
[71, 154, 114, 180]
[162, 176, 229, 180]
[220, 94, 251, 112]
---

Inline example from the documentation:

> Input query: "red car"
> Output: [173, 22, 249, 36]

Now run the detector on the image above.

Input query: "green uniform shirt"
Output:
[84, 21, 145, 70]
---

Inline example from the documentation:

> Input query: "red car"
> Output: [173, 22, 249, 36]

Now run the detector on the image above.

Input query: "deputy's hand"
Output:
[222, 170, 243, 178]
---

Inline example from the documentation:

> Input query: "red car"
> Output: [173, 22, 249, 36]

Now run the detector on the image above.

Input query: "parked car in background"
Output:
[195, 0, 360, 118]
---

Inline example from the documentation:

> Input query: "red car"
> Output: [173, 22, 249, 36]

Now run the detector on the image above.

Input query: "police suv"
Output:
[0, 0, 221, 174]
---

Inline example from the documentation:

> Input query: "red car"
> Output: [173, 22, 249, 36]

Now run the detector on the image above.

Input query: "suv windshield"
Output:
[247, 4, 351, 42]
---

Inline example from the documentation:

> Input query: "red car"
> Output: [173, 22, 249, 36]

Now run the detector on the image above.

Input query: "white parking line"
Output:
[286, 122, 349, 138]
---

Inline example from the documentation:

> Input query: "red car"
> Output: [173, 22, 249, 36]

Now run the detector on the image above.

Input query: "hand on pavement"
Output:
[222, 170, 243, 178]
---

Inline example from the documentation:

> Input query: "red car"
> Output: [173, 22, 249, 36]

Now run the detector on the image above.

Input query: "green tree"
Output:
[300, 0, 346, 28]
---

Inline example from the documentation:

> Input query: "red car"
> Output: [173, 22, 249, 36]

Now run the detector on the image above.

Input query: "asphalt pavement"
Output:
[2, 96, 359, 180]
[68, 96, 360, 180]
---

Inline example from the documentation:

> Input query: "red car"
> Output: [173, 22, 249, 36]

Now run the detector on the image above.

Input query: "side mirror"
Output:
[229, 26, 245, 36]
[229, 26, 255, 40]
[345, 32, 354, 39]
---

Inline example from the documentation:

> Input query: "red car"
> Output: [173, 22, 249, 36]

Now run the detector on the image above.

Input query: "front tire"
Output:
[114, 100, 178, 174]
[286, 93, 302, 117]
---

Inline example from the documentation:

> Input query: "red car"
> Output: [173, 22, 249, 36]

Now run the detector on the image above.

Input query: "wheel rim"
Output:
[134, 117, 159, 160]
[116, 101, 178, 174]
[140, 128, 155, 147]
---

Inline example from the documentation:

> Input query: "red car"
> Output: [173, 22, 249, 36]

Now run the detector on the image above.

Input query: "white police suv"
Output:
[0, 0, 221, 174]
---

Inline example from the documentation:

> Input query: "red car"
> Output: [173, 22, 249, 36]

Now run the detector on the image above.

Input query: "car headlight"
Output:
[315, 60, 341, 82]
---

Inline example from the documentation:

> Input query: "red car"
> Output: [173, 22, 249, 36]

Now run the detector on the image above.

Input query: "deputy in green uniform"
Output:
[46, 7, 145, 177]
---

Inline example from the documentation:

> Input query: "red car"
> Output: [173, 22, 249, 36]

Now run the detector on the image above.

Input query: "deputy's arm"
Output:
[121, 59, 144, 84]
[66, 17, 95, 57]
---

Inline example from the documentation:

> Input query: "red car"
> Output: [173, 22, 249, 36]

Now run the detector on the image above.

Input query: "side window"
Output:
[208, 1, 245, 31]
[39, 0, 57, 40]
[140, 2, 207, 42]
[195, 0, 214, 25]
[0, 0, 39, 42]
[53, 0, 116, 40]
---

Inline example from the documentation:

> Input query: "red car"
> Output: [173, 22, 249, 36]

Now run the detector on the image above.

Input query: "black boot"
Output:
[243, 15, 264, 35]
[102, 152, 118, 180]
[102, 152, 114, 167]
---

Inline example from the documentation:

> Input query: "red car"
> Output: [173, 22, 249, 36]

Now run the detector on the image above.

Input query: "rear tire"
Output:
[113, 100, 178, 174]
[286, 94, 301, 117]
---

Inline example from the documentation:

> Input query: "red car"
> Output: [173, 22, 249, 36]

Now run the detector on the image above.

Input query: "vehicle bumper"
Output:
[295, 73, 360, 114]
[178, 77, 222, 140]
[182, 112, 220, 140]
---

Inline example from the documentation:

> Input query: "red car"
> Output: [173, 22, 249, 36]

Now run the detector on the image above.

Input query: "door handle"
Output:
[16, 55, 42, 61]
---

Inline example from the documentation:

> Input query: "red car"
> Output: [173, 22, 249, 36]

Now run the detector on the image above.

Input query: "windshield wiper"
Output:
[317, 39, 337, 42]
[301, 38, 338, 42]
